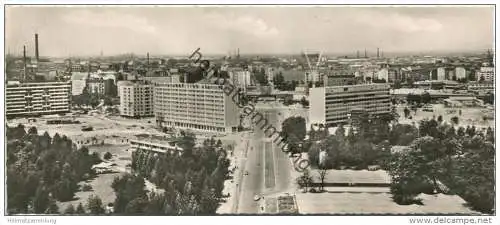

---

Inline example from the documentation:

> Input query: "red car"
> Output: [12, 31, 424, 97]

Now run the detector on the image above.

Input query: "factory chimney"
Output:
[23, 45, 27, 81]
[35, 33, 39, 63]
[147, 52, 150, 67]
[356, 50, 359, 59]
[377, 48, 380, 58]
[364, 49, 367, 58]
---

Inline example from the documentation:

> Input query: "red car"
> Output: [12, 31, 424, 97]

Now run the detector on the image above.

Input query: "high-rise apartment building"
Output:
[6, 81, 72, 117]
[119, 81, 153, 118]
[154, 82, 240, 133]
[309, 84, 391, 127]
[455, 67, 467, 80]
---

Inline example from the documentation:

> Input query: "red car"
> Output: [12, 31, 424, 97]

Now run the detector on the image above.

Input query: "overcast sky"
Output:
[5, 6, 495, 57]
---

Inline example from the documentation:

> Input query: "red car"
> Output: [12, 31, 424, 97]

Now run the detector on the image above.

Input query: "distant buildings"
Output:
[476, 66, 494, 82]
[467, 82, 494, 93]
[118, 81, 154, 118]
[6, 81, 72, 117]
[455, 67, 467, 80]
[229, 69, 252, 91]
[323, 75, 356, 87]
[430, 67, 446, 80]
[309, 83, 391, 127]
[154, 82, 240, 133]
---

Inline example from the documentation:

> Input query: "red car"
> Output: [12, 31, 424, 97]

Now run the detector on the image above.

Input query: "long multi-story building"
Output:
[154, 82, 240, 133]
[119, 81, 153, 118]
[130, 139, 183, 155]
[476, 67, 495, 82]
[309, 83, 391, 127]
[6, 81, 72, 117]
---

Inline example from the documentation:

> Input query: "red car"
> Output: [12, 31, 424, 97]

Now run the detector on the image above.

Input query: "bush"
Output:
[103, 152, 112, 160]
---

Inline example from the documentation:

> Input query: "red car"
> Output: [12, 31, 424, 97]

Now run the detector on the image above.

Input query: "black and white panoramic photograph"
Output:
[1, 2, 497, 225]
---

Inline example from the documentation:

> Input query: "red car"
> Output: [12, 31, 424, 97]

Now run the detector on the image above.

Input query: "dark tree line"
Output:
[122, 132, 230, 215]
[406, 92, 431, 105]
[6, 125, 100, 214]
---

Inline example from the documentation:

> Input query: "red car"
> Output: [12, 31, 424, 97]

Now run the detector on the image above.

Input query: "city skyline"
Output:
[6, 6, 495, 57]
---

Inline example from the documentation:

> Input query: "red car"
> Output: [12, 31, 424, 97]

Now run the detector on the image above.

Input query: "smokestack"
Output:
[23, 45, 27, 81]
[237, 48, 240, 58]
[364, 49, 367, 58]
[147, 52, 150, 66]
[356, 50, 359, 59]
[35, 33, 39, 62]
[377, 48, 380, 58]
[23, 45, 27, 63]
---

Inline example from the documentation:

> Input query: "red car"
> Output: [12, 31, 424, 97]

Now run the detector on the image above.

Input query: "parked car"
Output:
[81, 126, 94, 131]
[253, 195, 261, 201]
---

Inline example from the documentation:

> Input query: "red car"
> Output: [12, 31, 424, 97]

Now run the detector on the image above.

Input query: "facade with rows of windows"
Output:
[118, 82, 154, 118]
[309, 84, 391, 127]
[154, 82, 240, 133]
[6, 81, 72, 117]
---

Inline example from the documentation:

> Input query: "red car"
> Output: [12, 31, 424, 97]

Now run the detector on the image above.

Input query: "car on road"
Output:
[253, 195, 261, 201]
[244, 171, 249, 176]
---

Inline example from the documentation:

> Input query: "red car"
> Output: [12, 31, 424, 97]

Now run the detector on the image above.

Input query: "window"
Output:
[344, 87, 348, 92]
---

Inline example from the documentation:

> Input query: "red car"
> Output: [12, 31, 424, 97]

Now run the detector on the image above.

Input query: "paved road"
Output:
[236, 108, 294, 214]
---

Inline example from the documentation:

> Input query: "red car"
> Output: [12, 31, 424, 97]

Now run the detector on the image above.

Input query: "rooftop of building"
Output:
[132, 134, 182, 150]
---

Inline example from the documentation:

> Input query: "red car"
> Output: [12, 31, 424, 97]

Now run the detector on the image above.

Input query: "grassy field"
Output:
[264, 141, 275, 189]
[295, 192, 480, 214]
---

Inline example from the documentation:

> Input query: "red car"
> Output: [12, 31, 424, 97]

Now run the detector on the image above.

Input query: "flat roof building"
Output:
[309, 84, 391, 127]
[6, 81, 72, 117]
[154, 82, 240, 134]
[130, 139, 183, 155]
[119, 81, 153, 118]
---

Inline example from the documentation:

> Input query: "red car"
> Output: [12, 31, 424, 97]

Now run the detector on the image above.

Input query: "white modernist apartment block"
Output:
[229, 70, 251, 90]
[476, 67, 495, 82]
[154, 82, 240, 133]
[119, 82, 154, 117]
[6, 81, 72, 117]
[455, 67, 467, 80]
[437, 67, 446, 81]
[309, 84, 391, 127]
[377, 68, 389, 81]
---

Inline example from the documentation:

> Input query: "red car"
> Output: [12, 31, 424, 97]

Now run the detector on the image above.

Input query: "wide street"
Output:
[235, 107, 295, 214]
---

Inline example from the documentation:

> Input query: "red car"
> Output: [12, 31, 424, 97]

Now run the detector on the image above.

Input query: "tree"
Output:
[421, 92, 431, 104]
[300, 97, 309, 108]
[450, 116, 459, 125]
[404, 107, 411, 118]
[296, 169, 313, 191]
[437, 115, 443, 124]
[317, 169, 328, 192]
[45, 196, 59, 214]
[281, 116, 307, 146]
[76, 203, 86, 214]
[33, 186, 50, 214]
[64, 204, 75, 214]
[104, 152, 112, 160]
[87, 195, 105, 215]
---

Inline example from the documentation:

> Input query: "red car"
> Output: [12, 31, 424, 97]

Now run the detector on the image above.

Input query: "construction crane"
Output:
[303, 50, 323, 90]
